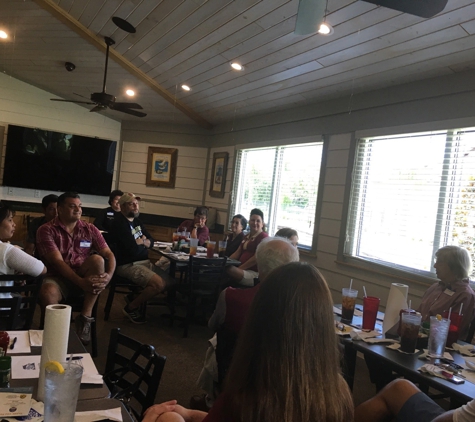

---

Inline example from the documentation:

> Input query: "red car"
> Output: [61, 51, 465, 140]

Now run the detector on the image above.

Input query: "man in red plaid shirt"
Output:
[37, 192, 115, 345]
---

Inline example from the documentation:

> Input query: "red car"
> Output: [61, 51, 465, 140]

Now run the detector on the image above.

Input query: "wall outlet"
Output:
[34, 190, 41, 198]
[7, 187, 13, 195]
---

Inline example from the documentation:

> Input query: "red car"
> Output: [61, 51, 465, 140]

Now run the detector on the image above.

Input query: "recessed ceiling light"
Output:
[318, 22, 333, 35]
[231, 62, 243, 71]
[126, 89, 135, 96]
[181, 84, 191, 91]
[0, 31, 8, 39]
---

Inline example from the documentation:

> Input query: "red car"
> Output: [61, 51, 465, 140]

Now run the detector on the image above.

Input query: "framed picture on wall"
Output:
[209, 152, 228, 198]
[146, 147, 178, 188]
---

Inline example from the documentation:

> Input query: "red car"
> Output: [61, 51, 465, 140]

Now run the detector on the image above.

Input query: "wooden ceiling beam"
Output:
[32, 0, 213, 130]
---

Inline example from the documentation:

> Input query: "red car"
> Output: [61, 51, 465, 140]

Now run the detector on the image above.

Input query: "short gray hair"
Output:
[256, 236, 300, 281]
[436, 245, 472, 280]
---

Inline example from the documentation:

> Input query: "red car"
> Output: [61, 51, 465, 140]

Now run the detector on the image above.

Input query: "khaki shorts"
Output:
[115, 260, 156, 288]
[43, 276, 83, 300]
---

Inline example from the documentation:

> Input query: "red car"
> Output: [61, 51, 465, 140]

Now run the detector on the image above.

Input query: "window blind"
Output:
[345, 129, 475, 277]
[231, 143, 323, 248]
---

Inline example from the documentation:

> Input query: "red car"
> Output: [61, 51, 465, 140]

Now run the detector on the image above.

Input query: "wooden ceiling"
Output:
[1, 0, 475, 128]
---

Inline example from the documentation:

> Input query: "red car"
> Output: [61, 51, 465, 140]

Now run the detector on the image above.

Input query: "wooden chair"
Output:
[168, 256, 228, 337]
[104, 328, 166, 420]
[0, 274, 42, 330]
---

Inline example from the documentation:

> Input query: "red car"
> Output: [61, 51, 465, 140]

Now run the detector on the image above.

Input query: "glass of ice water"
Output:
[428, 316, 450, 358]
[44, 362, 83, 422]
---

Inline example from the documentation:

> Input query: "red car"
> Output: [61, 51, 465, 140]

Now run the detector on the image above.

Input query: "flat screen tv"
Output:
[3, 125, 116, 197]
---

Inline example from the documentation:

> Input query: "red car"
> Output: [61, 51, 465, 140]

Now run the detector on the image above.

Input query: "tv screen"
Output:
[3, 125, 116, 196]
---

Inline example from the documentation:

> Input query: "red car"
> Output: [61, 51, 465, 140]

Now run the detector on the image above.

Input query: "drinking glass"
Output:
[400, 313, 422, 353]
[44, 362, 83, 422]
[218, 241, 227, 257]
[189, 238, 199, 256]
[172, 232, 180, 242]
[428, 316, 450, 358]
[206, 241, 216, 258]
[362, 296, 380, 330]
[341, 288, 358, 323]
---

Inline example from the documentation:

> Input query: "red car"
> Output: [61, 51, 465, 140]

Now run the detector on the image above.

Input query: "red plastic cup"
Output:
[442, 310, 463, 347]
[362, 296, 380, 330]
[0, 332, 9, 354]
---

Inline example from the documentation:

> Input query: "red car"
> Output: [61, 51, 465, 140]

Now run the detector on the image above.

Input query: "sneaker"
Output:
[189, 394, 211, 412]
[122, 305, 147, 324]
[75, 314, 94, 345]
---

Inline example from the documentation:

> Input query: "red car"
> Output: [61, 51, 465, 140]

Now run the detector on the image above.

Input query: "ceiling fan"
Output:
[51, 35, 147, 118]
[294, 0, 449, 35]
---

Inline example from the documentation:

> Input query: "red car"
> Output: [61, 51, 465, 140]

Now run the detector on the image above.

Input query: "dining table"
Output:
[334, 305, 475, 404]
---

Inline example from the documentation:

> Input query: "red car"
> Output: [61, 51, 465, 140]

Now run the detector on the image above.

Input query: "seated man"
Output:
[355, 378, 474, 422]
[93, 189, 123, 232]
[24, 194, 58, 257]
[178, 207, 209, 246]
[37, 192, 116, 345]
[108, 193, 172, 324]
[193, 237, 300, 410]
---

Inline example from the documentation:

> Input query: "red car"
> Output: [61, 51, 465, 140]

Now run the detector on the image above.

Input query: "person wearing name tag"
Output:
[418, 245, 475, 340]
[36, 192, 116, 345]
[93, 189, 123, 232]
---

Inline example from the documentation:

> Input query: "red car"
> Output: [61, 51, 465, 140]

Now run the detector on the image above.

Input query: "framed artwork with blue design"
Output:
[146, 146, 178, 188]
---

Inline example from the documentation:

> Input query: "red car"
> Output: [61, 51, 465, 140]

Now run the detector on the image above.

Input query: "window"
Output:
[231, 142, 323, 248]
[345, 128, 475, 277]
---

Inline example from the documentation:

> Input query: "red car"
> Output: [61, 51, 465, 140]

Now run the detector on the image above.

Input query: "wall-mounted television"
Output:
[3, 125, 116, 197]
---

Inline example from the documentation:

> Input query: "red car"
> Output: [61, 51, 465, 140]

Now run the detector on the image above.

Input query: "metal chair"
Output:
[0, 274, 42, 330]
[168, 256, 228, 337]
[104, 328, 166, 420]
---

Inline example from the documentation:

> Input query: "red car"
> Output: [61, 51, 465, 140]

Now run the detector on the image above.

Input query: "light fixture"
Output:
[126, 89, 135, 96]
[0, 31, 7, 39]
[231, 62, 243, 71]
[318, 22, 333, 35]
[181, 84, 191, 91]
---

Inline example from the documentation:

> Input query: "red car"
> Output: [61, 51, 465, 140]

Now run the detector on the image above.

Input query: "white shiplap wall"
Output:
[0, 73, 121, 208]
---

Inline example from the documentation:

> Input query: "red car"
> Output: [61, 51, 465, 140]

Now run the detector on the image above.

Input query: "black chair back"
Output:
[465, 315, 475, 343]
[187, 255, 228, 293]
[0, 274, 42, 330]
[104, 328, 166, 420]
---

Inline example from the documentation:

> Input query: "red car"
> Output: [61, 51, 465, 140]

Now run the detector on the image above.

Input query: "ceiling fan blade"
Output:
[117, 108, 147, 118]
[50, 99, 95, 105]
[113, 102, 143, 110]
[90, 105, 106, 113]
[294, 0, 326, 35]
[361, 0, 448, 18]
[73, 92, 91, 100]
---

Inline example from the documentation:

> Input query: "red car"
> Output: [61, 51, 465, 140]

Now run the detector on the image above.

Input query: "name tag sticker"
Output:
[80, 241, 91, 248]
[443, 289, 455, 296]
[107, 212, 114, 216]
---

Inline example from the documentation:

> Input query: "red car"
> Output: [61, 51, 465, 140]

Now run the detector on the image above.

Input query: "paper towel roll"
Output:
[383, 283, 409, 334]
[37, 304, 71, 401]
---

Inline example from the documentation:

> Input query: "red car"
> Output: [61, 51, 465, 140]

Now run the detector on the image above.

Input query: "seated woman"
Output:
[142, 262, 354, 422]
[226, 209, 268, 286]
[224, 214, 247, 257]
[274, 227, 299, 247]
[0, 203, 46, 294]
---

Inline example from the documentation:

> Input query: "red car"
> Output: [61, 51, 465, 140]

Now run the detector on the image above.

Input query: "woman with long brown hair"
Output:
[143, 262, 354, 422]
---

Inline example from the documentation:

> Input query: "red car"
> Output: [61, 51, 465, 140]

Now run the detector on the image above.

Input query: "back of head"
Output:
[274, 227, 298, 239]
[225, 262, 354, 422]
[256, 237, 299, 280]
[108, 189, 123, 205]
[57, 191, 80, 207]
[41, 194, 58, 209]
[194, 206, 208, 217]
[436, 245, 472, 280]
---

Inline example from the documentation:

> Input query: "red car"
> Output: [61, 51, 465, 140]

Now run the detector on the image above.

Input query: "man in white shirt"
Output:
[354, 378, 475, 422]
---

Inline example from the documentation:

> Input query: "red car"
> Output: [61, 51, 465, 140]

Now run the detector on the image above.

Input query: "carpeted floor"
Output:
[33, 290, 381, 410]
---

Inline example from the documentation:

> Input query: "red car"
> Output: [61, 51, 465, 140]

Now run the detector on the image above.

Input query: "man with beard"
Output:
[108, 193, 171, 324]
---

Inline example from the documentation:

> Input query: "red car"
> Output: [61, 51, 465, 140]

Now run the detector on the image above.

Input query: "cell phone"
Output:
[441, 370, 465, 384]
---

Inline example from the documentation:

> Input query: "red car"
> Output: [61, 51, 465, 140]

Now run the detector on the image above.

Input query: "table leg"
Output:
[342, 341, 356, 390]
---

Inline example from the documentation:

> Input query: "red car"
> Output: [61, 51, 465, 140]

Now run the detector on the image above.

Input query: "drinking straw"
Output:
[448, 306, 452, 322]
[349, 279, 353, 290]
[363, 286, 367, 298]
[408, 300, 411, 310]
[459, 303, 463, 315]
[67, 353, 73, 371]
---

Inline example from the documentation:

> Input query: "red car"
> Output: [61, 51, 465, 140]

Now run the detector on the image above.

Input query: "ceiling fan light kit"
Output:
[294, 0, 326, 35]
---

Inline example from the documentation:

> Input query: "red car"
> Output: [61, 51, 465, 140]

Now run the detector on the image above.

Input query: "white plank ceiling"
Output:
[0, 0, 474, 128]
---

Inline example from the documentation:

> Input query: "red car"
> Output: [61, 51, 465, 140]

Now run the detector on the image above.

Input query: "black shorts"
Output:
[397, 392, 445, 422]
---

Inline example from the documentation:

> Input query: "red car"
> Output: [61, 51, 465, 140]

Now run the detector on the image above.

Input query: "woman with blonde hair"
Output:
[143, 262, 354, 422]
